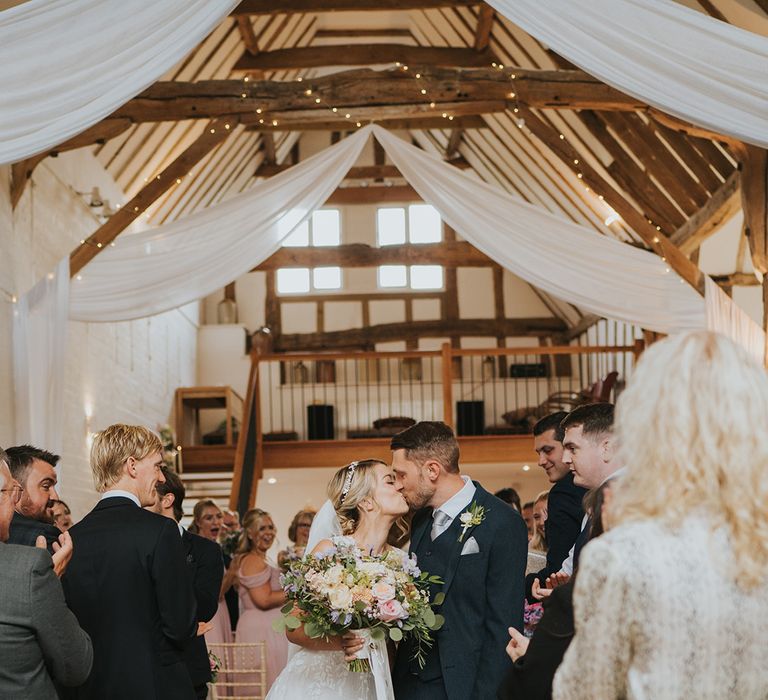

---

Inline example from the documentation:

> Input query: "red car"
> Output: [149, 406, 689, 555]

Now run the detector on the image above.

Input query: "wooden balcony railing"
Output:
[230, 341, 642, 511]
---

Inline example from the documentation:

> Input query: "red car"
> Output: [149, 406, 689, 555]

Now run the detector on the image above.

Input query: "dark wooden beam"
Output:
[69, 119, 235, 276]
[324, 185, 422, 205]
[246, 115, 488, 132]
[254, 241, 494, 270]
[256, 158, 469, 177]
[314, 29, 413, 39]
[261, 132, 276, 164]
[446, 128, 463, 158]
[234, 45, 496, 71]
[232, 0, 476, 13]
[669, 170, 741, 255]
[108, 68, 642, 124]
[236, 16, 260, 55]
[737, 145, 768, 274]
[520, 106, 705, 294]
[474, 5, 495, 51]
[275, 317, 567, 351]
[710, 272, 759, 287]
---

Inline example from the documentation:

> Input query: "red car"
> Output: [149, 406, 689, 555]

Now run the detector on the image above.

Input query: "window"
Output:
[377, 204, 441, 246]
[283, 209, 341, 247]
[377, 205, 443, 289]
[278, 210, 343, 293]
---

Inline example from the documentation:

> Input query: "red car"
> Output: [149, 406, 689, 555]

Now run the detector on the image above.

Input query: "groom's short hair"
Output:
[390, 421, 460, 474]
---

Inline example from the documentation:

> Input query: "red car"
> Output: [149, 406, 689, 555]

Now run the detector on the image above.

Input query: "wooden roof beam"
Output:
[253, 241, 493, 271]
[275, 318, 567, 352]
[474, 5, 495, 51]
[519, 106, 705, 294]
[246, 116, 488, 132]
[234, 45, 496, 71]
[256, 158, 469, 178]
[232, 0, 477, 14]
[69, 119, 236, 276]
[669, 170, 741, 255]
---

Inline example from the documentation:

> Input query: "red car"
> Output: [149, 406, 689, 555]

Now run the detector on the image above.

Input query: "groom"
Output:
[390, 421, 527, 699]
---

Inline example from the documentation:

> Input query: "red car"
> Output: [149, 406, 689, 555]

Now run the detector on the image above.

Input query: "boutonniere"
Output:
[458, 501, 486, 542]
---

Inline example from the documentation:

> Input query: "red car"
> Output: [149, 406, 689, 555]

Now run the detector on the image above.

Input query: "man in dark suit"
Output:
[149, 467, 224, 700]
[62, 424, 198, 700]
[384, 421, 527, 700]
[0, 448, 93, 699]
[525, 412, 587, 601]
[6, 445, 62, 550]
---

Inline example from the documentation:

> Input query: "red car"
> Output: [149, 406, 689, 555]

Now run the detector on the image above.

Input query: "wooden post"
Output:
[442, 342, 454, 428]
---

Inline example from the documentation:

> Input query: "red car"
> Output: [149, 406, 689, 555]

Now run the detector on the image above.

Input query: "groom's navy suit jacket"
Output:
[393, 483, 527, 700]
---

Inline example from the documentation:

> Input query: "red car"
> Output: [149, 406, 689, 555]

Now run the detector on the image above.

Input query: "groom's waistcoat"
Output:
[409, 514, 462, 677]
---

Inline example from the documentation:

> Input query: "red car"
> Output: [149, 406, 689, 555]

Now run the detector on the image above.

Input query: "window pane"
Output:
[408, 204, 442, 243]
[377, 207, 406, 246]
[313, 266, 342, 290]
[312, 209, 341, 246]
[378, 265, 407, 288]
[277, 268, 310, 294]
[282, 220, 309, 247]
[410, 265, 443, 290]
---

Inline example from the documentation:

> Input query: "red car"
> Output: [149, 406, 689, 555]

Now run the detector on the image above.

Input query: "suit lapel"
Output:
[440, 484, 490, 598]
[409, 508, 432, 556]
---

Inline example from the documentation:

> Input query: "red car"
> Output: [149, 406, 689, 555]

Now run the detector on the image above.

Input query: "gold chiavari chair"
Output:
[207, 641, 267, 700]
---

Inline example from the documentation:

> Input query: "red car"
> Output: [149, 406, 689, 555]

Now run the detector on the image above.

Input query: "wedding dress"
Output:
[265, 528, 377, 699]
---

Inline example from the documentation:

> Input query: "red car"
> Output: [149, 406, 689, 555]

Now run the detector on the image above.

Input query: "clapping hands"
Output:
[531, 571, 571, 601]
[36, 531, 73, 578]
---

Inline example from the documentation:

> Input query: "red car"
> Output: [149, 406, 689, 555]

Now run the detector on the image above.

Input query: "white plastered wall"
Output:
[0, 152, 198, 520]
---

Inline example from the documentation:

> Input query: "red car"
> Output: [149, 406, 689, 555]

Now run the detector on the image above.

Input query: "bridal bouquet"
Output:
[274, 538, 444, 671]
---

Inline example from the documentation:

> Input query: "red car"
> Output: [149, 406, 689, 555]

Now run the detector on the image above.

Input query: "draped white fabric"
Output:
[371, 126, 706, 334]
[12, 258, 69, 459]
[69, 126, 371, 322]
[487, 0, 768, 148]
[704, 277, 766, 363]
[0, 0, 236, 165]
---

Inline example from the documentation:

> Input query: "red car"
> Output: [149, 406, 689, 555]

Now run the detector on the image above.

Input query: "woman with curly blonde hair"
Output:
[554, 331, 768, 699]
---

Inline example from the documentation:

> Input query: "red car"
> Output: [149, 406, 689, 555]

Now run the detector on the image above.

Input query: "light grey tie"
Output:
[430, 510, 452, 541]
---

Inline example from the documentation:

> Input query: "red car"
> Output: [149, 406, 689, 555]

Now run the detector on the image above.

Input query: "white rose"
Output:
[328, 584, 353, 610]
[460, 512, 473, 526]
[326, 564, 344, 585]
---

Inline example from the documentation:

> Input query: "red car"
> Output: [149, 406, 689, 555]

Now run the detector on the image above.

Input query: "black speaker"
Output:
[456, 400, 484, 436]
[307, 404, 334, 440]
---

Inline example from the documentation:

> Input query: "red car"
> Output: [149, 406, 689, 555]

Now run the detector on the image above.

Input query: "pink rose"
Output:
[378, 599, 407, 622]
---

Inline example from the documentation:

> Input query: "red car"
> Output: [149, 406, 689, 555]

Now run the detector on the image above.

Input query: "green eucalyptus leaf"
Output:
[389, 627, 404, 642]
[432, 614, 445, 630]
[284, 616, 302, 630]
[433, 592, 445, 606]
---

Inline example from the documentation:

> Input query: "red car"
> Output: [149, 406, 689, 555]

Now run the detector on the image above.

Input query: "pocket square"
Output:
[460, 536, 480, 555]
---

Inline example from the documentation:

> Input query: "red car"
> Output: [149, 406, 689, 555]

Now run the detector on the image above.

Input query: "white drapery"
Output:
[0, 0, 235, 165]
[70, 124, 705, 333]
[704, 277, 766, 364]
[12, 258, 69, 459]
[487, 0, 768, 148]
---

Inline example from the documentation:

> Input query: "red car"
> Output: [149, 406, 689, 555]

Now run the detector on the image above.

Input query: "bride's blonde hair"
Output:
[327, 459, 408, 543]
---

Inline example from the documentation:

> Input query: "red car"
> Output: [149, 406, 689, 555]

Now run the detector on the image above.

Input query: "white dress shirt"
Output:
[100, 490, 141, 508]
[433, 475, 476, 527]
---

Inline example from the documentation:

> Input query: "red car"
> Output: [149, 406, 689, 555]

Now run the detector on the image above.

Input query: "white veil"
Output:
[306, 498, 342, 553]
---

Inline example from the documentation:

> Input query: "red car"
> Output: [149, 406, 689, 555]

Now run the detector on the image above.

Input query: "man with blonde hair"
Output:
[62, 424, 198, 699]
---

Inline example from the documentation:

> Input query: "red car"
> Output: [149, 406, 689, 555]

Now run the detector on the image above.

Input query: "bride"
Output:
[266, 459, 410, 700]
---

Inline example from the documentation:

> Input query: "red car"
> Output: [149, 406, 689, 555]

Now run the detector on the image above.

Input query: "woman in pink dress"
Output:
[234, 508, 288, 695]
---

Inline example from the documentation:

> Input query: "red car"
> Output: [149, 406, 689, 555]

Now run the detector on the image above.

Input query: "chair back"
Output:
[207, 641, 267, 700]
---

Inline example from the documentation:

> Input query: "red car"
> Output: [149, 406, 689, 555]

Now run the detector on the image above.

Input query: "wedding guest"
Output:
[522, 501, 534, 539]
[495, 487, 522, 513]
[192, 499, 234, 649]
[530, 490, 548, 553]
[526, 412, 587, 600]
[62, 424, 197, 699]
[0, 449, 92, 699]
[277, 508, 315, 569]
[554, 332, 768, 699]
[234, 508, 288, 694]
[219, 509, 242, 627]
[150, 469, 223, 700]
[386, 421, 528, 700]
[52, 499, 73, 532]
[499, 480, 614, 700]
[6, 445, 61, 549]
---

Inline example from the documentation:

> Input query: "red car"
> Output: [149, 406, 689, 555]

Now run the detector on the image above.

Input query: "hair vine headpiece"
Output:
[339, 461, 359, 504]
